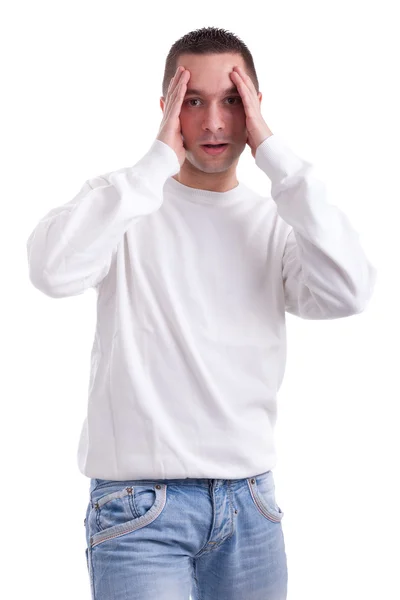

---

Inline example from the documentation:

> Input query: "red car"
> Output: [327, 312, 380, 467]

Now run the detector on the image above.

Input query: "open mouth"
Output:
[202, 143, 228, 148]
[201, 143, 229, 155]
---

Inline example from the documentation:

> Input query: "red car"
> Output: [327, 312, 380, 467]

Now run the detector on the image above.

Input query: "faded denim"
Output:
[84, 470, 288, 599]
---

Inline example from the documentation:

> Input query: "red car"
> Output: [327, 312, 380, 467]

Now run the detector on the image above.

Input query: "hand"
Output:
[230, 66, 273, 158]
[157, 66, 190, 166]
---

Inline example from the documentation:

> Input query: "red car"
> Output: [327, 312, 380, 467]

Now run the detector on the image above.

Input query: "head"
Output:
[160, 27, 262, 190]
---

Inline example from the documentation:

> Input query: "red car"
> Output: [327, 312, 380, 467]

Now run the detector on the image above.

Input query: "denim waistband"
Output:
[89, 471, 270, 494]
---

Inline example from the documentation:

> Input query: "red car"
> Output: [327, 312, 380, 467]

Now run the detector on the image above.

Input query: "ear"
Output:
[257, 92, 262, 105]
[160, 97, 165, 112]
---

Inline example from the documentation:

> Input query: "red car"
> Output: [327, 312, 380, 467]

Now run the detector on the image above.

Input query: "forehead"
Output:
[177, 52, 246, 96]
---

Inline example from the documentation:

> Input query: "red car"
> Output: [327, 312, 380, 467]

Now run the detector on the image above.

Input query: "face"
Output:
[160, 53, 261, 177]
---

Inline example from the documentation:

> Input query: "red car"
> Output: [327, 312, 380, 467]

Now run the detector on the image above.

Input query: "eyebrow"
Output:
[184, 86, 239, 97]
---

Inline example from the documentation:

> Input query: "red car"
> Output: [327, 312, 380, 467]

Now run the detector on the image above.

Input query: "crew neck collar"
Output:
[164, 176, 247, 205]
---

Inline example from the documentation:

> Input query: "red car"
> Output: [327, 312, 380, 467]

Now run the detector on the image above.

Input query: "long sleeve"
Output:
[255, 134, 377, 319]
[26, 139, 180, 298]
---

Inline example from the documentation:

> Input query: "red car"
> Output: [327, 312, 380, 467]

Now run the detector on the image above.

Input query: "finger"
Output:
[167, 67, 179, 92]
[231, 68, 254, 100]
[163, 69, 183, 121]
[230, 70, 245, 97]
[230, 71, 245, 98]
[162, 71, 188, 125]
[230, 69, 246, 89]
[233, 66, 253, 90]
[230, 70, 254, 114]
[169, 70, 190, 117]
[167, 66, 185, 101]
[164, 68, 185, 118]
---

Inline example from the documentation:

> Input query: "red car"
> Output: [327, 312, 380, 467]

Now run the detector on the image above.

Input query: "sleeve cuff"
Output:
[255, 134, 310, 187]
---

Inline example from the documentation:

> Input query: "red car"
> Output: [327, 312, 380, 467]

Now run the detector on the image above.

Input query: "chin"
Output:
[186, 147, 240, 171]
[192, 158, 233, 174]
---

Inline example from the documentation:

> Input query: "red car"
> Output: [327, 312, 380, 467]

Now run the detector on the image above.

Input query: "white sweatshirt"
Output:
[26, 134, 377, 481]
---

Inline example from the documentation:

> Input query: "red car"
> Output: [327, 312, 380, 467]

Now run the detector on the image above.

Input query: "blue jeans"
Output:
[84, 470, 288, 599]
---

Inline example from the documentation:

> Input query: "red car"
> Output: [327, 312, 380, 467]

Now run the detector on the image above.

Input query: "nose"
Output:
[201, 104, 225, 133]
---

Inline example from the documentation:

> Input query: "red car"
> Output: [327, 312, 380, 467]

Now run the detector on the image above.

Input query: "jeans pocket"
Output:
[247, 471, 284, 523]
[89, 482, 168, 548]
[95, 486, 137, 531]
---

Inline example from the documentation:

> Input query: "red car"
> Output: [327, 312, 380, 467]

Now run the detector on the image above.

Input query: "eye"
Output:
[184, 97, 242, 107]
[186, 99, 201, 107]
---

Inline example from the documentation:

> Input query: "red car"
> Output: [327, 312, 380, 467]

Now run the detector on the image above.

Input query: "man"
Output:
[26, 26, 376, 600]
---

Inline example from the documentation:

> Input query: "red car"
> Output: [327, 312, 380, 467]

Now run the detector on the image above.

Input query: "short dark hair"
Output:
[162, 26, 259, 99]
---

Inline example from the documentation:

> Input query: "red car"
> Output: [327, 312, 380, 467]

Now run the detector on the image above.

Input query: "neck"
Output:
[173, 159, 239, 193]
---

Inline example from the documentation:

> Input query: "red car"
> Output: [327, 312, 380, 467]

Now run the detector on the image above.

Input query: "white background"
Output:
[3, 0, 398, 598]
